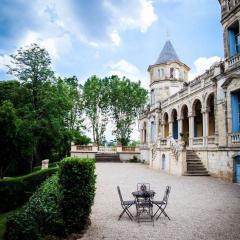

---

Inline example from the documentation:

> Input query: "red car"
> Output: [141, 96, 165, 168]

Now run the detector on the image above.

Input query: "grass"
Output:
[0, 209, 19, 240]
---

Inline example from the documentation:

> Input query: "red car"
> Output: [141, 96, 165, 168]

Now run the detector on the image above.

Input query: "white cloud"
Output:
[106, 0, 158, 34]
[110, 30, 121, 46]
[189, 56, 221, 81]
[0, 54, 11, 71]
[19, 31, 72, 61]
[106, 59, 149, 89]
[138, 0, 158, 33]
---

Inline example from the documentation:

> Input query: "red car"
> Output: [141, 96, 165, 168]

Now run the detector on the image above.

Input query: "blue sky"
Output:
[0, 0, 223, 140]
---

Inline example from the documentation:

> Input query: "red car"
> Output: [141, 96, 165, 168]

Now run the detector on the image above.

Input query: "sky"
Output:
[0, 0, 223, 141]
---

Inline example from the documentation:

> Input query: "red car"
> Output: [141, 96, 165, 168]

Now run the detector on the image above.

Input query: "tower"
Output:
[219, 0, 240, 58]
[148, 40, 190, 104]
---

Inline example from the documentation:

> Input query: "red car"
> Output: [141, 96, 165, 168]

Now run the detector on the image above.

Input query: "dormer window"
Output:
[157, 69, 161, 78]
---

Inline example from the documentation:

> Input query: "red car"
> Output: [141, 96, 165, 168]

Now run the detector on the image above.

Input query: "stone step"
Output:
[187, 160, 203, 164]
[183, 173, 210, 176]
[95, 153, 121, 162]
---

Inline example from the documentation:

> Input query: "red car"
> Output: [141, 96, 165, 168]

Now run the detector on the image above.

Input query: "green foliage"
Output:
[25, 175, 64, 236]
[0, 44, 85, 177]
[72, 130, 91, 145]
[82, 75, 109, 145]
[0, 168, 58, 213]
[107, 76, 148, 145]
[58, 157, 96, 234]
[0, 101, 18, 178]
[4, 210, 41, 240]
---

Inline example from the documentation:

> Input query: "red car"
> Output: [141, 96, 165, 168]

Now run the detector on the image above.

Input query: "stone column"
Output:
[188, 113, 194, 146]
[202, 110, 206, 146]
[205, 109, 209, 145]
[178, 118, 183, 140]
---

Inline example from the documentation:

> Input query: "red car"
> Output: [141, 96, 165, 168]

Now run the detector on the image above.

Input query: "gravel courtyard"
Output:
[81, 163, 240, 240]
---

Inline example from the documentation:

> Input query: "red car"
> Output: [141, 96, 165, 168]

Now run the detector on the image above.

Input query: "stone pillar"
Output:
[202, 110, 206, 146]
[188, 114, 194, 146]
[178, 118, 183, 140]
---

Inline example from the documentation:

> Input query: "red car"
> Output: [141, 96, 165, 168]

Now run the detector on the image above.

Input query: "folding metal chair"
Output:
[152, 186, 171, 220]
[117, 186, 135, 221]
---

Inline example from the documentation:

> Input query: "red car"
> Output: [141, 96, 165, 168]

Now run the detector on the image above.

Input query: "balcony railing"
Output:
[193, 137, 203, 145]
[221, 0, 240, 16]
[98, 146, 116, 152]
[160, 138, 167, 146]
[207, 136, 216, 144]
[226, 54, 240, 70]
[76, 145, 93, 151]
[122, 146, 136, 152]
[231, 132, 240, 144]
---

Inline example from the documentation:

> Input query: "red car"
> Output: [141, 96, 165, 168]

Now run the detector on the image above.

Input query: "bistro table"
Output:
[132, 190, 155, 223]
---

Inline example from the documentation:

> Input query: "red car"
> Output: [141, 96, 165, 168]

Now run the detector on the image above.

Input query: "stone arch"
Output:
[163, 112, 169, 138]
[180, 104, 189, 145]
[206, 92, 215, 136]
[192, 99, 203, 137]
[171, 109, 178, 139]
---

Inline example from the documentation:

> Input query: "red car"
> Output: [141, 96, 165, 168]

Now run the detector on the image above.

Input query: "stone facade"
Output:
[139, 0, 240, 182]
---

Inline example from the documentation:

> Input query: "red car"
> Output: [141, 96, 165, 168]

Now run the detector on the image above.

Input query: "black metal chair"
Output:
[152, 186, 171, 220]
[137, 183, 150, 191]
[117, 186, 135, 221]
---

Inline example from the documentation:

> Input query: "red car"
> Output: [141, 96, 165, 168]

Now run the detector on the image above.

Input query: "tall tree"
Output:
[82, 76, 109, 146]
[0, 101, 18, 178]
[7, 43, 54, 165]
[108, 75, 148, 145]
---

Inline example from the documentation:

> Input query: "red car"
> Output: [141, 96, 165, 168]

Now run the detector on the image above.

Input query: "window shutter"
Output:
[231, 93, 239, 133]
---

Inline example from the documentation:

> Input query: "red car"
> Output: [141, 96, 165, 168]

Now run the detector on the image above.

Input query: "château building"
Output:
[139, 0, 240, 183]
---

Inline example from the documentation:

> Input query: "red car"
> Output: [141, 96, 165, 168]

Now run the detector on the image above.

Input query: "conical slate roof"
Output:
[155, 40, 180, 64]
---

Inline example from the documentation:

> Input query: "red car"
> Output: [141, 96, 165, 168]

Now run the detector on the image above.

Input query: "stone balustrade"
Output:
[231, 132, 240, 144]
[225, 54, 240, 70]
[221, 0, 240, 16]
[193, 137, 203, 145]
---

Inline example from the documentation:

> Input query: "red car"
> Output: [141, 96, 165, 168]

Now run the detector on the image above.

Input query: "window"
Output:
[151, 121, 156, 143]
[228, 21, 240, 57]
[157, 69, 161, 78]
[161, 69, 164, 79]
[231, 92, 240, 133]
[150, 89, 155, 105]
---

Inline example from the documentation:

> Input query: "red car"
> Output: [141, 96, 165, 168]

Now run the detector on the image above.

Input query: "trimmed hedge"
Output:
[4, 210, 41, 240]
[33, 162, 59, 172]
[25, 175, 64, 237]
[4, 157, 96, 239]
[59, 157, 96, 234]
[0, 167, 58, 213]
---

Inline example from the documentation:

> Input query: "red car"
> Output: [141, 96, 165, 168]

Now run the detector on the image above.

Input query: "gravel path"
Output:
[81, 163, 240, 240]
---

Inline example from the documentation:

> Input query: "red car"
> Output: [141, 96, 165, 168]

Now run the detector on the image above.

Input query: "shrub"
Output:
[58, 157, 96, 234]
[0, 167, 58, 213]
[4, 210, 41, 240]
[25, 175, 64, 237]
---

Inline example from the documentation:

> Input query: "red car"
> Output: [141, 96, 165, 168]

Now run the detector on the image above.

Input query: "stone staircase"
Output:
[95, 153, 121, 162]
[184, 150, 210, 176]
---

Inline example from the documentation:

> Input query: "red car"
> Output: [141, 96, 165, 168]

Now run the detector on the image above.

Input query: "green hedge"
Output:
[25, 175, 64, 237]
[4, 157, 96, 239]
[0, 167, 58, 213]
[33, 162, 59, 172]
[59, 157, 96, 234]
[4, 210, 41, 240]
